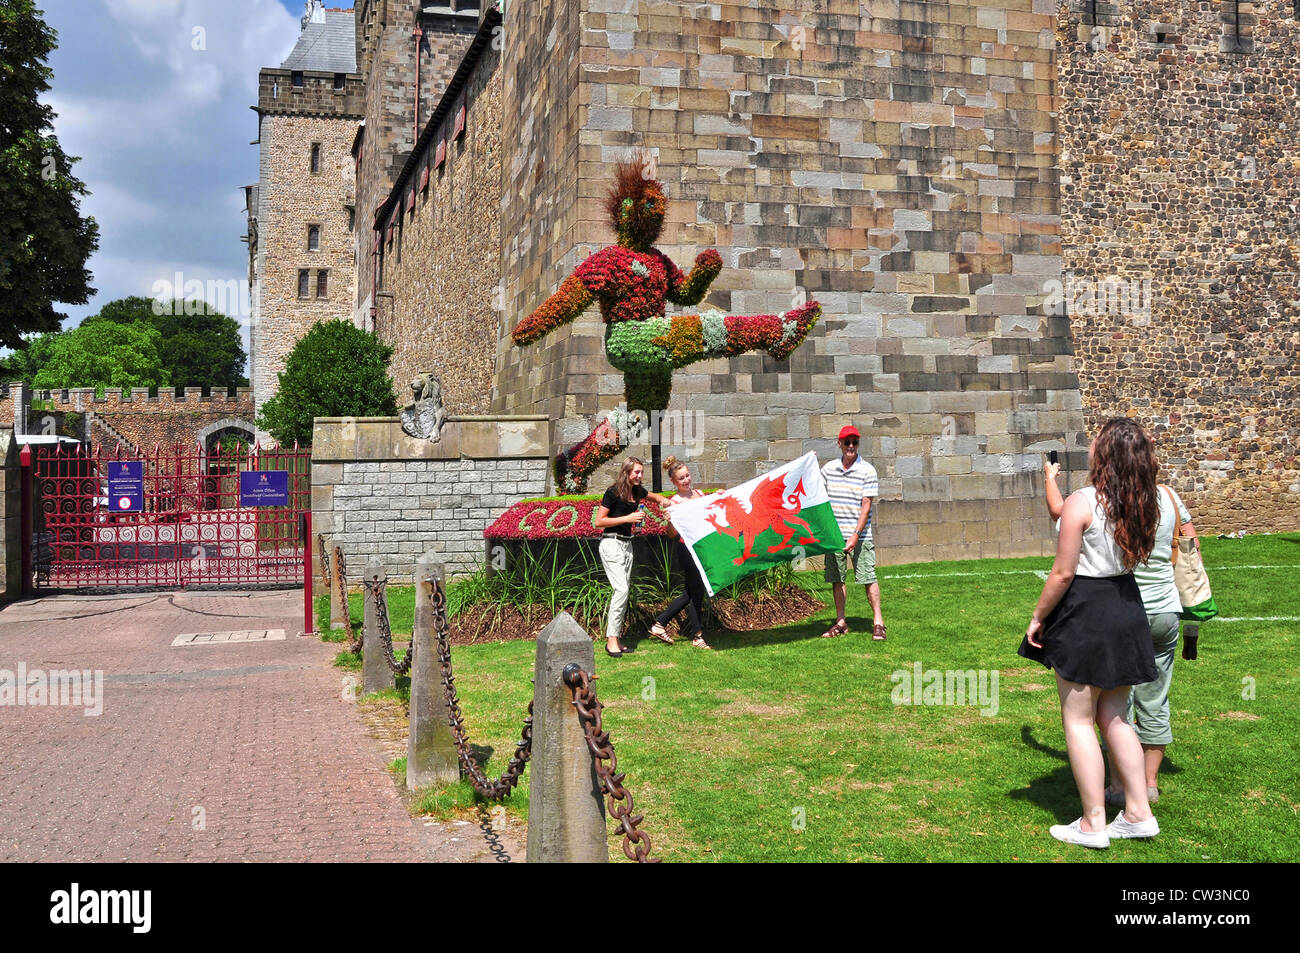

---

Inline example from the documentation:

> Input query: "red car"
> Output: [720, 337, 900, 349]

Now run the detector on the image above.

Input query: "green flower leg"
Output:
[557, 320, 674, 493]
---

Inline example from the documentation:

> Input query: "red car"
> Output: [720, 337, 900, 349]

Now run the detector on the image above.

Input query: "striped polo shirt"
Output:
[821, 456, 879, 541]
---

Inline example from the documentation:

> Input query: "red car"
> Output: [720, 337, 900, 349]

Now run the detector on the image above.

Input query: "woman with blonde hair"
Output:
[647, 456, 713, 649]
[1020, 417, 1161, 848]
[593, 457, 668, 657]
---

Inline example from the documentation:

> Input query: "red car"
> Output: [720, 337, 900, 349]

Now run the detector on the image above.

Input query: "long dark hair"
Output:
[613, 457, 644, 502]
[1089, 417, 1159, 569]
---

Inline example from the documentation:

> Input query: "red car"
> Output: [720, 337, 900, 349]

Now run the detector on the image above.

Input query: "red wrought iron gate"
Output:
[22, 442, 311, 590]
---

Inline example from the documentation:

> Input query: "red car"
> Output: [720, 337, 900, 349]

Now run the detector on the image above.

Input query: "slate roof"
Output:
[280, 8, 356, 74]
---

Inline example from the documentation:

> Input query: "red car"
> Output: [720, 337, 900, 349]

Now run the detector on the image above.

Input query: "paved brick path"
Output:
[0, 591, 522, 862]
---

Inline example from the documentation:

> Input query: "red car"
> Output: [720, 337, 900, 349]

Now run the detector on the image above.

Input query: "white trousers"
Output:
[599, 536, 635, 642]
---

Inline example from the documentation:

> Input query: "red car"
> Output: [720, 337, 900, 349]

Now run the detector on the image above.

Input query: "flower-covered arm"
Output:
[512, 274, 595, 346]
[665, 248, 722, 306]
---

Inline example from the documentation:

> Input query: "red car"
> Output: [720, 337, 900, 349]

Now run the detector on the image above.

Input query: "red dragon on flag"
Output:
[704, 473, 820, 565]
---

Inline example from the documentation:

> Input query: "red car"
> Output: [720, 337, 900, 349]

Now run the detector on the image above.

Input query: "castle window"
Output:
[1221, 1, 1255, 54]
[316, 270, 329, 299]
[333, 73, 345, 90]
[297, 269, 310, 298]
[310, 143, 321, 174]
[291, 71, 304, 88]
[307, 224, 320, 252]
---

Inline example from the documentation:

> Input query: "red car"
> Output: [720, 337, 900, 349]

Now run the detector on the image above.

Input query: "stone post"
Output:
[330, 542, 345, 630]
[526, 612, 606, 863]
[407, 552, 458, 787]
[0, 428, 21, 604]
[362, 557, 395, 694]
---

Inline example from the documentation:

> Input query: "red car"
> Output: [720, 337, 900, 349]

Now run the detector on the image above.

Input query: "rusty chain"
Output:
[317, 534, 330, 586]
[362, 573, 412, 676]
[431, 580, 533, 800]
[563, 664, 659, 863]
[332, 547, 361, 652]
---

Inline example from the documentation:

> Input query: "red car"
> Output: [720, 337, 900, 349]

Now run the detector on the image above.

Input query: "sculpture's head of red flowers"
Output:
[606, 158, 666, 251]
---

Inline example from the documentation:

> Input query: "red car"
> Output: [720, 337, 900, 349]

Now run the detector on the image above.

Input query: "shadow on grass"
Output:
[621, 616, 835, 653]
[1010, 725, 1081, 824]
[1011, 724, 1186, 825]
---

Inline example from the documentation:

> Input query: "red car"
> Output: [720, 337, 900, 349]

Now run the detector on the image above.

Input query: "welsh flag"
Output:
[668, 452, 847, 596]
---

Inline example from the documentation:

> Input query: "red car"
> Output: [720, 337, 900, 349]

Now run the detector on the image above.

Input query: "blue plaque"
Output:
[239, 470, 289, 507]
[106, 460, 143, 512]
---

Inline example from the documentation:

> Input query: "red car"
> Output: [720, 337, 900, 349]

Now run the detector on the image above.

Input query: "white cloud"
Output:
[42, 0, 303, 333]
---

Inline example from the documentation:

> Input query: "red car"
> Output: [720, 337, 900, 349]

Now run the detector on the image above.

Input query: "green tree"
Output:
[31, 316, 169, 391]
[0, 330, 58, 381]
[257, 320, 397, 447]
[96, 295, 248, 388]
[0, 0, 100, 350]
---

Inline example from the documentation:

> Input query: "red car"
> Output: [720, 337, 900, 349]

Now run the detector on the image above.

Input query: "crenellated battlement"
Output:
[30, 387, 254, 408]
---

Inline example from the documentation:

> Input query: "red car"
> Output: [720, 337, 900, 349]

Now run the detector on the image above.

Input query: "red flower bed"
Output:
[484, 495, 674, 540]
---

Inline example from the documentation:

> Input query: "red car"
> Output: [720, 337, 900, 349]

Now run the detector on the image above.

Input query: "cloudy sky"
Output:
[39, 0, 355, 351]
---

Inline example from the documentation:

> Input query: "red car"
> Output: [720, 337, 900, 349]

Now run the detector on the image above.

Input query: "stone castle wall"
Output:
[1058, 1, 1300, 533]
[488, 0, 1080, 562]
[492, 0, 585, 426]
[355, 0, 480, 330]
[7, 387, 257, 450]
[252, 57, 365, 423]
[311, 415, 550, 583]
[379, 33, 503, 415]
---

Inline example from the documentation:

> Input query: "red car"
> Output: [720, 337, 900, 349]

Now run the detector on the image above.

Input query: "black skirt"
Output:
[1018, 574, 1158, 690]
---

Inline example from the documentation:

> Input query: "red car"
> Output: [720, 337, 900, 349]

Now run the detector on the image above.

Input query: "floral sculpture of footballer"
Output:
[512, 161, 822, 493]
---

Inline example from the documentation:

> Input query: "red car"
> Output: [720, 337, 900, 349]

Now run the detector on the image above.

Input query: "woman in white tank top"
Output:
[1019, 418, 1162, 849]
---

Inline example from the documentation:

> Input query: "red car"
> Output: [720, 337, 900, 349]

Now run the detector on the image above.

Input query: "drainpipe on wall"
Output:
[413, 23, 423, 146]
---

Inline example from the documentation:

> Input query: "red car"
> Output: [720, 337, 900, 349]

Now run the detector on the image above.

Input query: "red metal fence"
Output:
[24, 442, 311, 590]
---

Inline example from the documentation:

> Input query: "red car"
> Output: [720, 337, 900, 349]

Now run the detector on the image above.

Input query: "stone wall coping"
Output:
[314, 415, 549, 423]
[311, 415, 551, 464]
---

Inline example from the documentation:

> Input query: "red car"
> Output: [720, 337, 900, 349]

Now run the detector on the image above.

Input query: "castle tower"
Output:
[247, 1, 365, 431]
[352, 0, 484, 336]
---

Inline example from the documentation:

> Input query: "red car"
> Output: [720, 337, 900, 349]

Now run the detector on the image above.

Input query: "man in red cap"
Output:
[820, 424, 886, 640]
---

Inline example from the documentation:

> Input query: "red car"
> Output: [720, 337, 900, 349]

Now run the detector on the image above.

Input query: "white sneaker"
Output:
[1107, 811, 1160, 840]
[1050, 817, 1110, 849]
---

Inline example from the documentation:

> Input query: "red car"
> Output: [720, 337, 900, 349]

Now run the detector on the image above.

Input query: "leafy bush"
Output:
[257, 319, 398, 447]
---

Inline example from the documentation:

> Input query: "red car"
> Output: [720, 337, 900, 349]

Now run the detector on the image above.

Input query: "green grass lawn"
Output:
[325, 533, 1300, 862]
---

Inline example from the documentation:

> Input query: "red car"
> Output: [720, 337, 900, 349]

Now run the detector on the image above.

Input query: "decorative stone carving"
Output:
[401, 372, 448, 440]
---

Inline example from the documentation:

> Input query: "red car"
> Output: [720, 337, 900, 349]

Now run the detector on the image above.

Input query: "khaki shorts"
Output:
[825, 536, 877, 585]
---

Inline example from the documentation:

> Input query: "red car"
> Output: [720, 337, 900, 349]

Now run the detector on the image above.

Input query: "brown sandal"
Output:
[648, 623, 674, 645]
[691, 635, 713, 650]
[872, 623, 887, 641]
[821, 620, 848, 639]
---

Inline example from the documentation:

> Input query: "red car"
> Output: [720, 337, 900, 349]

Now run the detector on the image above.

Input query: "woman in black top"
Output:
[593, 457, 667, 657]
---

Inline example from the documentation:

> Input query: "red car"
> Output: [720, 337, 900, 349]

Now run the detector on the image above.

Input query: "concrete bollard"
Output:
[329, 542, 345, 630]
[407, 552, 459, 788]
[361, 557, 395, 694]
[526, 612, 607, 863]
